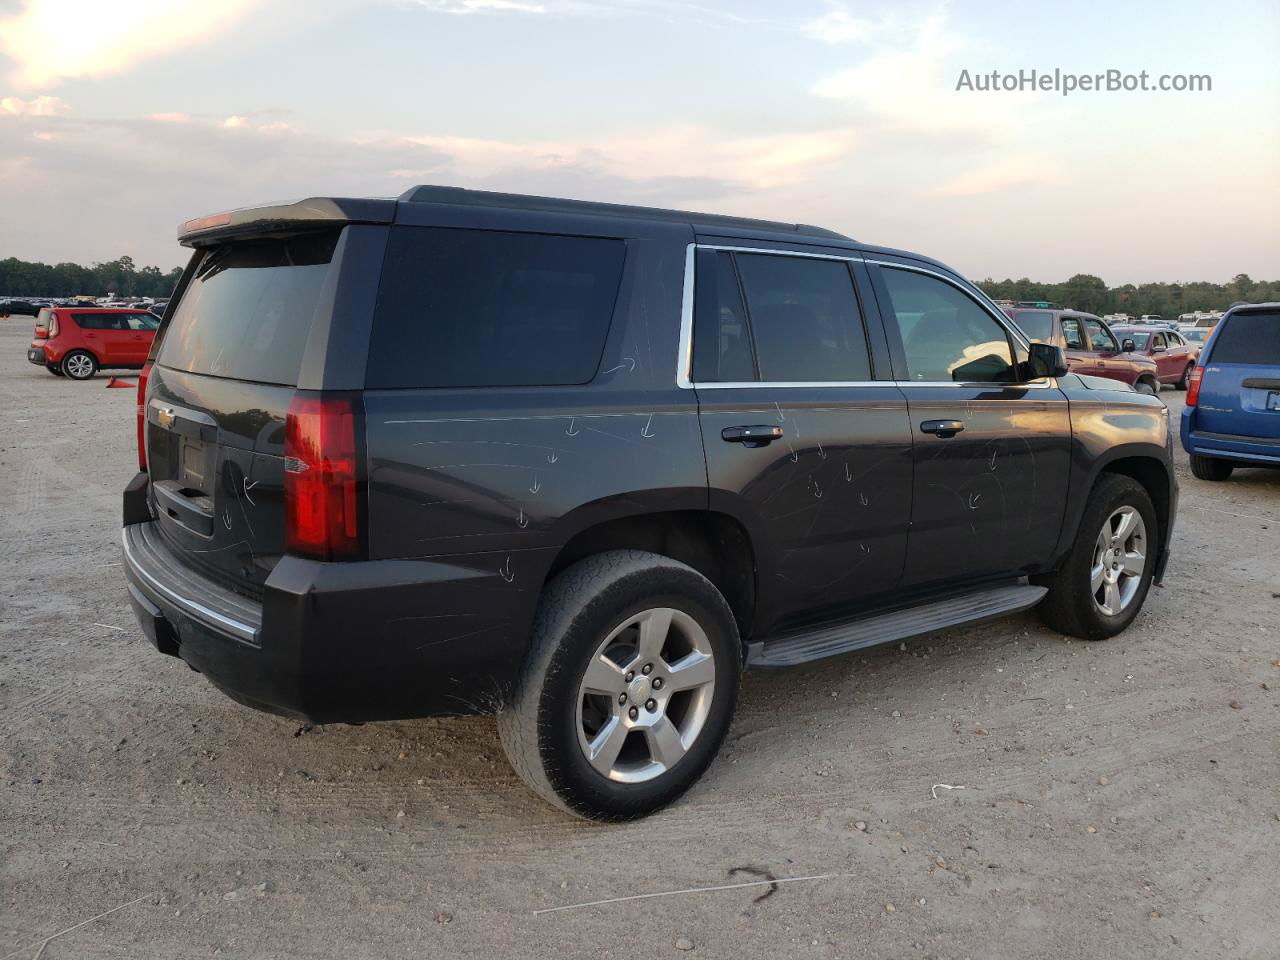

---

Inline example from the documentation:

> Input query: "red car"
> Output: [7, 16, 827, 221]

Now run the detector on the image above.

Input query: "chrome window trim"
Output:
[121, 529, 259, 644]
[675, 243, 1055, 391]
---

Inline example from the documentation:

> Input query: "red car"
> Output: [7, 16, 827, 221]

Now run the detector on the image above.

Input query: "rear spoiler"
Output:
[177, 197, 395, 247]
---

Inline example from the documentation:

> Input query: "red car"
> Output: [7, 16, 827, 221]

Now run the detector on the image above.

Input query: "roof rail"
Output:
[398, 185, 852, 241]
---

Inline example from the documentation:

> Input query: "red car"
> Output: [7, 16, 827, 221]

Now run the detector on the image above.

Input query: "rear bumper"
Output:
[121, 475, 548, 722]
[27, 345, 46, 365]
[1180, 414, 1280, 464]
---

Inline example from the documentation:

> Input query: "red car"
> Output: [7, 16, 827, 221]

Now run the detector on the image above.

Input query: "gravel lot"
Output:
[2, 318, 1278, 960]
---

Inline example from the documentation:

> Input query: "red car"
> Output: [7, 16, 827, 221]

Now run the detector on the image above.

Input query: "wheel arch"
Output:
[1093, 449, 1175, 584]
[543, 509, 758, 646]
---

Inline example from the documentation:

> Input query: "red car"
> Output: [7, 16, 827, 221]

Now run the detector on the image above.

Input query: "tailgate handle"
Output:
[153, 481, 215, 537]
[1241, 378, 1280, 390]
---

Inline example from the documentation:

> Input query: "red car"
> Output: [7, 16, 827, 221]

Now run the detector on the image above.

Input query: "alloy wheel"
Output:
[575, 607, 716, 783]
[1090, 506, 1147, 616]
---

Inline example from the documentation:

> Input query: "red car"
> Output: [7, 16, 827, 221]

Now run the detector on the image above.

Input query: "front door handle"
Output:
[722, 425, 783, 448]
[920, 419, 965, 438]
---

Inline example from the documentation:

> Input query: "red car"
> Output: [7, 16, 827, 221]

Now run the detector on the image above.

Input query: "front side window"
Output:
[879, 267, 1014, 383]
[1083, 318, 1118, 353]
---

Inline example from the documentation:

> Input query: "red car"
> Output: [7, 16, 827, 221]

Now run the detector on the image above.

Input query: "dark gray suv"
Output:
[122, 187, 1177, 819]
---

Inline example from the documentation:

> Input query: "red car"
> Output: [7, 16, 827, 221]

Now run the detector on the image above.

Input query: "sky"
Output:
[0, 0, 1276, 284]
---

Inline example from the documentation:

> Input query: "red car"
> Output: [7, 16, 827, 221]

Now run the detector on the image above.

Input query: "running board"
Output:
[748, 583, 1047, 668]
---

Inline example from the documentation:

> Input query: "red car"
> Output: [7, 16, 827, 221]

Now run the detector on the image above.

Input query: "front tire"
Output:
[61, 350, 97, 380]
[1190, 455, 1233, 481]
[1035, 474, 1158, 641]
[1134, 378, 1158, 396]
[498, 550, 741, 821]
[1176, 364, 1192, 391]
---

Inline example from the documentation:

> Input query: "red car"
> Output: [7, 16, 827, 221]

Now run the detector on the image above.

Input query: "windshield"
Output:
[1012, 310, 1054, 343]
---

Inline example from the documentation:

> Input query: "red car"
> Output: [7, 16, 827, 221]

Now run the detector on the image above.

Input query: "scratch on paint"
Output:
[529, 474, 542, 494]
[600, 356, 637, 376]
[817, 441, 826, 460]
[845, 463, 852, 482]
[547, 452, 559, 464]
[809, 478, 823, 499]
[787, 443, 799, 463]
[859, 491, 869, 506]
[859, 543, 871, 554]
[242, 478, 259, 506]
[566, 417, 579, 437]
[968, 492, 982, 509]
[517, 507, 529, 529]
[222, 512, 232, 530]
[499, 557, 515, 583]
[640, 414, 655, 438]
[774, 402, 785, 423]
[989, 449, 998, 471]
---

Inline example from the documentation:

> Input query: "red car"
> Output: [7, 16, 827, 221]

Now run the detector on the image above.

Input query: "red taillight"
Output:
[136, 361, 152, 471]
[284, 393, 361, 561]
[34, 325, 48, 339]
[1185, 365, 1203, 406]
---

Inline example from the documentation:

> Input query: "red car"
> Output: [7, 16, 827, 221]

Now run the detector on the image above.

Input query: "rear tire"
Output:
[46, 363, 64, 377]
[498, 550, 741, 821]
[1190, 455, 1233, 481]
[1134, 378, 1158, 396]
[61, 350, 97, 380]
[1035, 474, 1158, 641]
[1176, 364, 1192, 391]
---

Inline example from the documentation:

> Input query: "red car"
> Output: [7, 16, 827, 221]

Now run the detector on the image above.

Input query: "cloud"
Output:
[405, 125, 859, 191]
[148, 112, 192, 124]
[413, 0, 548, 12]
[800, 2, 887, 45]
[0, 0, 262, 87]
[0, 94, 69, 116]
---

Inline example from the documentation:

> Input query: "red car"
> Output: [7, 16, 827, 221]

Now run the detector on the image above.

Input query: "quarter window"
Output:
[879, 268, 1015, 383]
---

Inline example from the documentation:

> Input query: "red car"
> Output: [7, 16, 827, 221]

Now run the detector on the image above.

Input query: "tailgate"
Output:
[144, 230, 342, 595]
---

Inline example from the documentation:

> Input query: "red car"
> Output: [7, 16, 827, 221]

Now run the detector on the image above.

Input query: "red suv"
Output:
[27, 307, 159, 380]
[1005, 307, 1162, 395]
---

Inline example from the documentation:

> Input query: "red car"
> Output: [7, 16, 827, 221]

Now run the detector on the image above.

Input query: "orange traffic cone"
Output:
[106, 377, 136, 388]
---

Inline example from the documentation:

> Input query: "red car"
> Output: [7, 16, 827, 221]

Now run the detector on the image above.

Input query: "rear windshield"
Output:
[157, 230, 339, 385]
[1208, 311, 1280, 365]
[367, 226, 625, 388]
[1012, 310, 1054, 342]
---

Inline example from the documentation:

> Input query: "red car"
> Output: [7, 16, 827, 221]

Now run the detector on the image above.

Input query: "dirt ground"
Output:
[2, 318, 1277, 960]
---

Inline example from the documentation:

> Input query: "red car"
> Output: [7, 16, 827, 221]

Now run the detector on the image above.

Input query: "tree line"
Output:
[0, 255, 184, 299]
[977, 273, 1277, 318]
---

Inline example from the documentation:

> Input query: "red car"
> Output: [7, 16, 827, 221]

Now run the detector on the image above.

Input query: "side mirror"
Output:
[1121, 338, 1136, 353]
[1027, 342, 1069, 379]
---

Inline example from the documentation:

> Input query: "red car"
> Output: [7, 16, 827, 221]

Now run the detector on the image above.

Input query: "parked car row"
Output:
[3, 296, 166, 318]
[1001, 306, 1198, 394]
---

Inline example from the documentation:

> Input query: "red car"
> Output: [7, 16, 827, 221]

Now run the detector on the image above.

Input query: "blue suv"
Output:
[1181, 302, 1280, 481]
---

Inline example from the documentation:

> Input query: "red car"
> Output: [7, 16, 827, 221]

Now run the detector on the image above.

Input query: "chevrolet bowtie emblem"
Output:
[156, 406, 175, 429]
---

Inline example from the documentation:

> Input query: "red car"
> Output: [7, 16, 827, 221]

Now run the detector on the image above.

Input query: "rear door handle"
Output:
[920, 419, 965, 437]
[722, 425, 783, 448]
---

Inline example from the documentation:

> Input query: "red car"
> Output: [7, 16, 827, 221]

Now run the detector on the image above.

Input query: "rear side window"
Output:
[879, 267, 1014, 383]
[693, 250, 871, 383]
[74, 313, 118, 330]
[367, 227, 625, 389]
[1208, 311, 1280, 365]
[157, 230, 339, 386]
